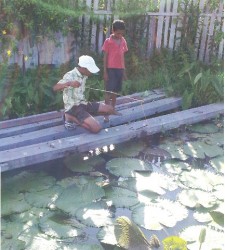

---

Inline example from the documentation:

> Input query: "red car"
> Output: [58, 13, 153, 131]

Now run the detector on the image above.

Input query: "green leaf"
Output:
[104, 186, 139, 208]
[199, 228, 206, 244]
[75, 201, 114, 227]
[179, 169, 223, 191]
[182, 90, 194, 109]
[132, 199, 188, 230]
[179, 225, 224, 250]
[162, 236, 187, 250]
[106, 158, 153, 178]
[209, 211, 224, 227]
[115, 216, 151, 249]
[178, 189, 217, 208]
[194, 73, 202, 85]
[39, 211, 84, 239]
[55, 183, 105, 216]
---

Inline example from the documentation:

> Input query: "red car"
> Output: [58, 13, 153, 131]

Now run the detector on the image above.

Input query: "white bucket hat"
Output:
[78, 55, 100, 73]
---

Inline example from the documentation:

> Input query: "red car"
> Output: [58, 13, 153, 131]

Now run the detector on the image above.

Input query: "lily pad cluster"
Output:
[1, 120, 224, 249]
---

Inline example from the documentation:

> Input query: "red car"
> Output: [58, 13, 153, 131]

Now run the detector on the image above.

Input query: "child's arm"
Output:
[53, 81, 81, 92]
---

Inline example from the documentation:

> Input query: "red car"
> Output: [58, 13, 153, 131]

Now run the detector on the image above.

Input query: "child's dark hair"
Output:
[112, 20, 125, 31]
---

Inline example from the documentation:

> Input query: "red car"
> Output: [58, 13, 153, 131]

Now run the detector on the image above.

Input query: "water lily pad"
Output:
[127, 172, 178, 196]
[141, 147, 171, 162]
[183, 141, 223, 158]
[97, 225, 118, 246]
[161, 160, 191, 174]
[159, 141, 188, 160]
[202, 132, 224, 146]
[178, 189, 217, 208]
[2, 171, 56, 194]
[213, 184, 224, 200]
[107, 140, 146, 157]
[39, 212, 84, 238]
[178, 169, 223, 191]
[1, 237, 26, 250]
[209, 156, 224, 174]
[60, 244, 104, 250]
[55, 183, 105, 216]
[1, 219, 37, 249]
[1, 190, 31, 216]
[25, 185, 63, 208]
[104, 186, 139, 208]
[75, 201, 114, 227]
[189, 123, 220, 133]
[179, 225, 224, 250]
[19, 233, 63, 250]
[9, 207, 47, 226]
[64, 153, 106, 173]
[132, 198, 188, 230]
[57, 175, 105, 188]
[193, 211, 212, 223]
[106, 158, 152, 177]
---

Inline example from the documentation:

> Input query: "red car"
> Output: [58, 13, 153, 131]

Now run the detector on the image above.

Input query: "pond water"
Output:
[1, 118, 224, 250]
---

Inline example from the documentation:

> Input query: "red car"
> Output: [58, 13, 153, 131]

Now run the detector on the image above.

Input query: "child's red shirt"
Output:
[102, 34, 128, 69]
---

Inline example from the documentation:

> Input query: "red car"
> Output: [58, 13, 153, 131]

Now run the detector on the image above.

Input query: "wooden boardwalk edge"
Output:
[0, 89, 164, 129]
[0, 103, 223, 172]
[0, 97, 182, 151]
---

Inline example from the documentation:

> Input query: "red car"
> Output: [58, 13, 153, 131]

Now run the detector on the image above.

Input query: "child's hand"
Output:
[69, 81, 81, 88]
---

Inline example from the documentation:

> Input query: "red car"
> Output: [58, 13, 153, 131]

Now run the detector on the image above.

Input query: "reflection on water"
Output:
[1, 119, 224, 249]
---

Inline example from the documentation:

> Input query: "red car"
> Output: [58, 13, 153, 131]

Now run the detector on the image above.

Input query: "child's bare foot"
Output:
[112, 110, 122, 116]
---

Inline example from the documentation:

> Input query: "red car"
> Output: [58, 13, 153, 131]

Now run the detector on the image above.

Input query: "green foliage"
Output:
[162, 236, 187, 250]
[0, 63, 71, 119]
[115, 216, 152, 249]
[199, 228, 206, 250]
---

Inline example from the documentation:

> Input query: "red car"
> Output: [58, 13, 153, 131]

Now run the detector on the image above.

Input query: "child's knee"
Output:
[91, 124, 102, 133]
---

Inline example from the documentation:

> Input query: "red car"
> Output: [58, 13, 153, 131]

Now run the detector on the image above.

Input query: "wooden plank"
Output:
[0, 90, 163, 129]
[0, 97, 182, 151]
[0, 90, 166, 137]
[0, 103, 223, 172]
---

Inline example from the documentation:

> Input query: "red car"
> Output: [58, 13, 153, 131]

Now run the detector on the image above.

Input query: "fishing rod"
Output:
[85, 86, 145, 103]
[86, 86, 147, 120]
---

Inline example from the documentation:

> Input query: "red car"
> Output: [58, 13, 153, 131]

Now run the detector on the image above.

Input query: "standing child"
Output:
[102, 19, 128, 122]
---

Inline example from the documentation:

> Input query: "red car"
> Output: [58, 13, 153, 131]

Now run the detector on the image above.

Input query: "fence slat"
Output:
[205, 12, 217, 62]
[164, 0, 172, 48]
[168, 0, 179, 50]
[156, 0, 166, 49]
[217, 2, 224, 60]
[199, 4, 210, 61]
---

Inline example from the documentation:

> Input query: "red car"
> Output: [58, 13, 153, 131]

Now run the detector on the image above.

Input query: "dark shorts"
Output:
[106, 68, 124, 92]
[65, 102, 100, 123]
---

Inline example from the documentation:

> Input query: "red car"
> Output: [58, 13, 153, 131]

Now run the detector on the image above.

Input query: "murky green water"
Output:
[1, 118, 224, 250]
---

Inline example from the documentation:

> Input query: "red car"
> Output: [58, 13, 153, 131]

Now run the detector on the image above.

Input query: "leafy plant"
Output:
[162, 236, 187, 250]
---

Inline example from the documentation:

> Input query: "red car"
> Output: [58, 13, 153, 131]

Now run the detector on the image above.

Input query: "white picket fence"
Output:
[5, 0, 224, 68]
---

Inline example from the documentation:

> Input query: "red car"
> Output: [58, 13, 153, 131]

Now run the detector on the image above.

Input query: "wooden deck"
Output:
[0, 89, 223, 172]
